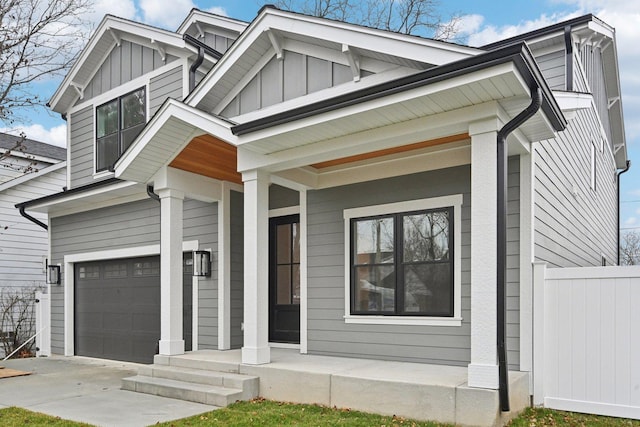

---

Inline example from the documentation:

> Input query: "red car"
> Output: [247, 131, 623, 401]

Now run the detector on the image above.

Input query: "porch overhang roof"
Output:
[15, 178, 147, 216]
[228, 42, 565, 171]
[113, 99, 238, 183]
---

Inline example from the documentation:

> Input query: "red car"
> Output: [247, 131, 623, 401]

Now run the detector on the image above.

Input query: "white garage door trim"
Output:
[64, 241, 199, 357]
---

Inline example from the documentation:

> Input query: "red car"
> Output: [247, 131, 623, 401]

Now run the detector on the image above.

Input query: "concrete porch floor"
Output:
[153, 348, 530, 426]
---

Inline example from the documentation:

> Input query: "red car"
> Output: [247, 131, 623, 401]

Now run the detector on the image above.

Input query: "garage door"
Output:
[74, 254, 192, 364]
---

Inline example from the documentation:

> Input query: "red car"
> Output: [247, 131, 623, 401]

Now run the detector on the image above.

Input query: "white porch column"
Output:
[468, 118, 500, 389]
[242, 169, 270, 364]
[217, 182, 232, 350]
[158, 188, 185, 355]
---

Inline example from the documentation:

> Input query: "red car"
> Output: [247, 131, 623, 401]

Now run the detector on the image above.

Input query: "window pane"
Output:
[292, 264, 300, 305]
[97, 100, 118, 138]
[354, 217, 394, 265]
[121, 89, 145, 129]
[354, 265, 395, 312]
[276, 224, 291, 264]
[403, 263, 452, 315]
[403, 211, 450, 262]
[96, 134, 118, 171]
[276, 265, 291, 304]
[292, 222, 300, 263]
[121, 122, 145, 152]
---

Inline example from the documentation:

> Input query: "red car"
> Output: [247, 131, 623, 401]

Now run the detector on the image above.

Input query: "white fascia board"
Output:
[50, 15, 191, 113]
[114, 99, 237, 181]
[0, 161, 66, 193]
[553, 91, 593, 119]
[176, 9, 248, 35]
[0, 149, 63, 165]
[152, 166, 223, 202]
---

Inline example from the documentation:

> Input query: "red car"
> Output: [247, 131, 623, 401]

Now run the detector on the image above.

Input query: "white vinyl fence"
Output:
[533, 263, 640, 419]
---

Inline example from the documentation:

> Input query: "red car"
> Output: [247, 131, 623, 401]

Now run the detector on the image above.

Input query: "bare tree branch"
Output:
[620, 230, 640, 265]
[0, 0, 91, 126]
[271, 0, 460, 40]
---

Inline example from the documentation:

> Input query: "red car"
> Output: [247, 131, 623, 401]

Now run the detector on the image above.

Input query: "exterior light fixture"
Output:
[47, 264, 61, 285]
[193, 250, 211, 277]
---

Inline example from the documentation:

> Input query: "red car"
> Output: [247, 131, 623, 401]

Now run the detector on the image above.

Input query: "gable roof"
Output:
[483, 14, 627, 167]
[186, 5, 481, 115]
[176, 8, 248, 35]
[0, 132, 66, 161]
[48, 15, 201, 114]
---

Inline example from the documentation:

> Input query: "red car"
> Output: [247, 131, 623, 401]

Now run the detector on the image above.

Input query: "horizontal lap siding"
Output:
[0, 168, 66, 288]
[149, 66, 183, 117]
[307, 166, 472, 365]
[184, 199, 218, 349]
[534, 106, 618, 267]
[307, 164, 522, 367]
[50, 197, 218, 355]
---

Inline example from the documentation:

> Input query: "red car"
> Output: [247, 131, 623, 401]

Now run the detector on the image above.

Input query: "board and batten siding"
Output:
[68, 106, 94, 189]
[78, 40, 178, 104]
[49, 197, 219, 355]
[306, 164, 521, 369]
[220, 52, 371, 118]
[0, 167, 66, 289]
[149, 66, 184, 117]
[533, 105, 618, 267]
[579, 45, 611, 145]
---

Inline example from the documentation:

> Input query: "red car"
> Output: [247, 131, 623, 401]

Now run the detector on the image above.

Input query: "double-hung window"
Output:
[344, 195, 462, 326]
[96, 87, 146, 172]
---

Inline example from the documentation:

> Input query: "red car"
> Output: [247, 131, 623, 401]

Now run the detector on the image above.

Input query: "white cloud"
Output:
[139, 0, 198, 29]
[90, 0, 137, 22]
[0, 124, 67, 148]
[205, 6, 227, 17]
[625, 216, 637, 226]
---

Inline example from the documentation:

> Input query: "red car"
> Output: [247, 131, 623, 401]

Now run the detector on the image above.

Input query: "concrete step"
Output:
[137, 364, 259, 397]
[122, 375, 244, 407]
[154, 354, 240, 373]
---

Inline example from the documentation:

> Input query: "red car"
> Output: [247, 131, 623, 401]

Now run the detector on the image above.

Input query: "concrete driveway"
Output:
[0, 356, 215, 427]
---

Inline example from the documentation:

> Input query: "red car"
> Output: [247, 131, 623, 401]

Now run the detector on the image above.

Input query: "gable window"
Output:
[343, 195, 462, 326]
[96, 87, 146, 172]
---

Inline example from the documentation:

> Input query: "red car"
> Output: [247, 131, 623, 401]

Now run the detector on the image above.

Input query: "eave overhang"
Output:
[15, 178, 146, 217]
[113, 98, 238, 183]
[49, 15, 200, 114]
[230, 42, 566, 162]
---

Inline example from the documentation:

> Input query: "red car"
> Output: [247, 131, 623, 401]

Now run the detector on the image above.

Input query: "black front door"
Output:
[269, 214, 300, 343]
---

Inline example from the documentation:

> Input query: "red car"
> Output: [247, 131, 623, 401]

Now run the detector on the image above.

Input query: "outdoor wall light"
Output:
[47, 264, 61, 285]
[193, 250, 211, 277]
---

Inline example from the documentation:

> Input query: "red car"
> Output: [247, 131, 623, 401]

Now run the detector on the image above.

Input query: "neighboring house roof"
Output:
[0, 132, 66, 161]
[0, 161, 66, 193]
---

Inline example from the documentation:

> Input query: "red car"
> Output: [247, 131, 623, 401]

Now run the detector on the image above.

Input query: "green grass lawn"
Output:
[2, 400, 640, 427]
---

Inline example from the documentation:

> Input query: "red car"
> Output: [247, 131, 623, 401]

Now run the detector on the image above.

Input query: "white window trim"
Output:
[590, 140, 596, 191]
[342, 194, 463, 327]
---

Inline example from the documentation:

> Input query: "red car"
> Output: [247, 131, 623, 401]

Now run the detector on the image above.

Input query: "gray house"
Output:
[18, 7, 627, 424]
[0, 134, 66, 290]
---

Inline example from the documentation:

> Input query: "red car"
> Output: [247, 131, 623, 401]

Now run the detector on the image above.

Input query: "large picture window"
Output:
[96, 88, 146, 172]
[343, 195, 462, 326]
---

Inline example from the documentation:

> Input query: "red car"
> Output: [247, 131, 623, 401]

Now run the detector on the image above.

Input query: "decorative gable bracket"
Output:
[108, 28, 121, 46]
[265, 28, 284, 60]
[342, 44, 361, 82]
[70, 82, 84, 100]
[151, 39, 167, 62]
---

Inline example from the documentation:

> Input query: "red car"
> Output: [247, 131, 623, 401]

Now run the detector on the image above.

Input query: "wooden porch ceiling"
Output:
[169, 135, 242, 185]
[310, 133, 470, 169]
[170, 132, 469, 184]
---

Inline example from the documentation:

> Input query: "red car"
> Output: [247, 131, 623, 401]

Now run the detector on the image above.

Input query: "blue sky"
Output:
[4, 0, 640, 230]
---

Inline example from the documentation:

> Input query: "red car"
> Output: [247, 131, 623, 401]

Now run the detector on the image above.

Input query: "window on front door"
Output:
[96, 87, 146, 172]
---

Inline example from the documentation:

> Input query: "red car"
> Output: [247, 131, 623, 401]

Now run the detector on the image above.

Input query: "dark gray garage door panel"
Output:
[75, 257, 161, 364]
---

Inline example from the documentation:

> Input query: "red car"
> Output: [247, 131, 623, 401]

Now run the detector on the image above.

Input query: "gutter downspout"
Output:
[189, 46, 205, 92]
[147, 184, 160, 202]
[19, 206, 48, 230]
[496, 86, 543, 412]
[617, 160, 631, 265]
